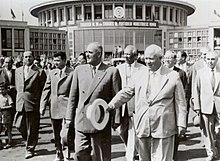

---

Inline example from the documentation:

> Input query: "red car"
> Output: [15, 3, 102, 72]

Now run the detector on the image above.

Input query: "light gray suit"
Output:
[109, 65, 187, 161]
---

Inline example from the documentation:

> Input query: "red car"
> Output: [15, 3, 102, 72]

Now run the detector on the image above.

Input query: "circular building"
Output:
[30, 0, 195, 59]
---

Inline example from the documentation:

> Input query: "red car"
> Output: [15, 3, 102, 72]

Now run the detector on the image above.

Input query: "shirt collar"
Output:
[91, 63, 101, 71]
[150, 65, 162, 75]
[60, 66, 66, 73]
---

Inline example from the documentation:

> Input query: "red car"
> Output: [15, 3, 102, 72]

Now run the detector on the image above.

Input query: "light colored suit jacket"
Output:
[40, 67, 73, 119]
[109, 65, 187, 138]
[117, 61, 147, 116]
[194, 67, 220, 114]
[15, 64, 46, 112]
[65, 63, 121, 133]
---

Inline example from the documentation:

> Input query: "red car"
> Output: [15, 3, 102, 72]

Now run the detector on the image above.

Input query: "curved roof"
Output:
[30, 0, 195, 17]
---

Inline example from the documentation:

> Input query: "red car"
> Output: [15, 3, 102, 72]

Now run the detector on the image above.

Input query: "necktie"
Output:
[211, 69, 215, 91]
[92, 66, 96, 77]
[146, 70, 151, 99]
[60, 70, 62, 78]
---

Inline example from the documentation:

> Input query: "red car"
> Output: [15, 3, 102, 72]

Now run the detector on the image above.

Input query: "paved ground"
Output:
[0, 108, 213, 161]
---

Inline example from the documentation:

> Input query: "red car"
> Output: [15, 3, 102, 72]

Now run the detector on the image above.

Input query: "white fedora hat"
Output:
[86, 98, 109, 130]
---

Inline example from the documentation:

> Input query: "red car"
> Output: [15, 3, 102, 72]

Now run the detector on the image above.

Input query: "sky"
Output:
[0, 0, 220, 26]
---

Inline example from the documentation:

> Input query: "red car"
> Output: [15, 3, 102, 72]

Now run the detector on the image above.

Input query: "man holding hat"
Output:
[108, 44, 187, 161]
[65, 42, 121, 161]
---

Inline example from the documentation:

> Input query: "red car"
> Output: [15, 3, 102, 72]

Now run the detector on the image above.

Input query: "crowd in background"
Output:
[0, 43, 219, 161]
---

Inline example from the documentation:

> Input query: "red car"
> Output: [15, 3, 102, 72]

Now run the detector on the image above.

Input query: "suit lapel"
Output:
[148, 66, 169, 104]
[214, 70, 220, 92]
[25, 65, 38, 81]
[85, 63, 107, 101]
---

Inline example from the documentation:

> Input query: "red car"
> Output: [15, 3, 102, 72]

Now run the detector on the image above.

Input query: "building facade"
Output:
[0, 20, 67, 58]
[30, 0, 195, 60]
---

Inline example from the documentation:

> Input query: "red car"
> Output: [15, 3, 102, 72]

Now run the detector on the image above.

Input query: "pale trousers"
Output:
[125, 117, 139, 161]
[201, 113, 218, 157]
[138, 135, 174, 161]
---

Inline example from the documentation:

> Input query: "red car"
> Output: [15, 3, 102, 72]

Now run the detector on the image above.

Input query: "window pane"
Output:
[125, 5, 133, 19]
[76, 6, 82, 20]
[85, 6, 91, 20]
[136, 5, 142, 19]
[146, 6, 152, 20]
[104, 5, 113, 19]
[95, 5, 102, 19]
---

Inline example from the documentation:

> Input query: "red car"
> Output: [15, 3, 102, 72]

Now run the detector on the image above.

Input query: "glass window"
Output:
[155, 6, 160, 20]
[146, 6, 152, 20]
[94, 30, 102, 43]
[104, 4, 113, 19]
[59, 8, 64, 21]
[136, 5, 142, 19]
[125, 30, 133, 47]
[14, 30, 24, 49]
[135, 30, 144, 51]
[95, 5, 102, 19]
[104, 30, 114, 51]
[85, 5, 92, 20]
[170, 8, 173, 22]
[47, 11, 51, 21]
[1, 28, 12, 48]
[175, 9, 178, 23]
[125, 5, 133, 19]
[75, 6, 82, 20]
[67, 7, 72, 21]
[163, 7, 167, 21]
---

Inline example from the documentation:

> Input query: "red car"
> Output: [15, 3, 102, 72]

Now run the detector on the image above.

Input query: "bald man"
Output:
[65, 42, 121, 161]
[108, 44, 187, 161]
[116, 45, 146, 161]
[194, 51, 220, 161]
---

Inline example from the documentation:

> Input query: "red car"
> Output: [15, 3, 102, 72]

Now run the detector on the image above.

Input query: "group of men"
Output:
[0, 41, 220, 161]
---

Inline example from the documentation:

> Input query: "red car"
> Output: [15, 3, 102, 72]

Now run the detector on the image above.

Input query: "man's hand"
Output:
[178, 126, 186, 137]
[40, 109, 45, 116]
[65, 120, 71, 128]
[106, 104, 115, 112]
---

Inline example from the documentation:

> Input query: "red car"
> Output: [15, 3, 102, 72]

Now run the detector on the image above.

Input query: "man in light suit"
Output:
[194, 51, 220, 161]
[14, 51, 46, 159]
[65, 42, 121, 161]
[116, 45, 146, 161]
[108, 44, 187, 161]
[40, 52, 73, 161]
[190, 46, 211, 105]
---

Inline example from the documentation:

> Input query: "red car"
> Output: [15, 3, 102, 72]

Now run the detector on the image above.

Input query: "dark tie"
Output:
[93, 66, 96, 77]
[211, 69, 215, 91]
[60, 70, 62, 78]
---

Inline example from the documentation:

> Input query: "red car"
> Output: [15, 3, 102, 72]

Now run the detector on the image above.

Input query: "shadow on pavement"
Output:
[111, 151, 126, 159]
[112, 135, 124, 145]
[177, 148, 207, 160]
[35, 148, 56, 156]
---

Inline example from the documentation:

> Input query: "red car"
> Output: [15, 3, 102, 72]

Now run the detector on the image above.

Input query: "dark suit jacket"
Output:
[40, 67, 73, 119]
[2, 68, 16, 103]
[173, 66, 187, 89]
[15, 64, 46, 112]
[66, 63, 122, 133]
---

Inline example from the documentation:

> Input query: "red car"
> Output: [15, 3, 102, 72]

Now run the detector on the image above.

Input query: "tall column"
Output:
[160, 6, 163, 22]
[51, 9, 54, 27]
[152, 5, 155, 20]
[45, 11, 48, 26]
[102, 3, 105, 19]
[113, 3, 115, 18]
[143, 4, 146, 21]
[42, 12, 45, 26]
[133, 4, 136, 19]
[64, 6, 67, 25]
[72, 5, 76, 24]
[81, 4, 85, 21]
[56, 8, 60, 26]
[178, 9, 181, 25]
[92, 3, 95, 21]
